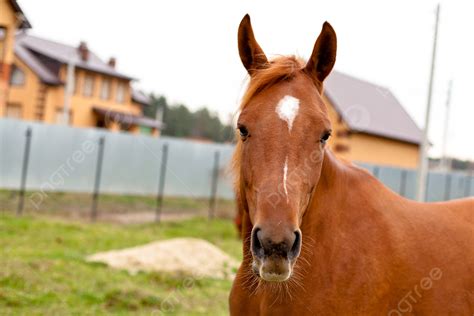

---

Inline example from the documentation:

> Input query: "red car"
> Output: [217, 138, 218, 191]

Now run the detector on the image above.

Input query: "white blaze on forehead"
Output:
[283, 156, 289, 203]
[276, 95, 300, 132]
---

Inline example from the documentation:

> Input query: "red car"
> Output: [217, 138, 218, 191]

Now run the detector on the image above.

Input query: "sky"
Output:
[19, 0, 474, 160]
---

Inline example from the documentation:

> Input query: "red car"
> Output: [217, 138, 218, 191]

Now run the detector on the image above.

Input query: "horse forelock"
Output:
[239, 56, 306, 111]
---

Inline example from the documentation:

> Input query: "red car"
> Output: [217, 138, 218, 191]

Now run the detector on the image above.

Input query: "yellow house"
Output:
[4, 33, 163, 135]
[324, 71, 422, 169]
[0, 0, 30, 115]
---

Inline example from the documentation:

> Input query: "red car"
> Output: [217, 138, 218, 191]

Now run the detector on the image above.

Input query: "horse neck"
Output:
[300, 149, 394, 267]
[301, 149, 361, 244]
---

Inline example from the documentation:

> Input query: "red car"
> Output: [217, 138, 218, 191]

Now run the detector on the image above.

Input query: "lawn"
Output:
[0, 215, 241, 315]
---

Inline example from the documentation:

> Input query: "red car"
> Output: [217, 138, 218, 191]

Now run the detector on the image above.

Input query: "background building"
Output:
[325, 71, 422, 168]
[5, 34, 163, 136]
[0, 0, 30, 116]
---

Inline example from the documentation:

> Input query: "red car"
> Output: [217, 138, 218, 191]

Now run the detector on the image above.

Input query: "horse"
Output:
[229, 14, 474, 315]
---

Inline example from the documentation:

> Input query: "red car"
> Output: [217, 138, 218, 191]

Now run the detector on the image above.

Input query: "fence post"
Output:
[444, 174, 451, 201]
[17, 127, 32, 216]
[373, 166, 379, 179]
[155, 143, 169, 223]
[424, 172, 430, 202]
[399, 170, 407, 197]
[209, 150, 220, 220]
[91, 136, 105, 221]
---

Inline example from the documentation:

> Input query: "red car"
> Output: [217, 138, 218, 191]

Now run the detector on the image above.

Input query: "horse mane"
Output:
[232, 56, 306, 207]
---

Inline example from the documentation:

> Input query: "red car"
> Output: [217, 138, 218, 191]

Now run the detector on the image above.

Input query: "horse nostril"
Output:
[288, 230, 302, 260]
[251, 227, 264, 258]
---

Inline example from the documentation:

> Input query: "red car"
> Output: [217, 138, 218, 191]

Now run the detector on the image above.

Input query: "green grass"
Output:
[0, 215, 241, 315]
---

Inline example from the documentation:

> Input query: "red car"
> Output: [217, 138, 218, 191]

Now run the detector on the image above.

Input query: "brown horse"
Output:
[229, 14, 474, 315]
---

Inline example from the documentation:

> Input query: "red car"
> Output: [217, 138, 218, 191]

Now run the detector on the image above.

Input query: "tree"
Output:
[144, 93, 235, 143]
[163, 104, 194, 138]
[143, 94, 168, 120]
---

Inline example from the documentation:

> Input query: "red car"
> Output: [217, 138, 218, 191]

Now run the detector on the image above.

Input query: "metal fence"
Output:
[1, 118, 235, 195]
[358, 162, 473, 201]
[1, 119, 473, 217]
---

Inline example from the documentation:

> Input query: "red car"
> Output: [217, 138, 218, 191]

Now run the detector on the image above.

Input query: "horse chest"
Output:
[230, 289, 389, 316]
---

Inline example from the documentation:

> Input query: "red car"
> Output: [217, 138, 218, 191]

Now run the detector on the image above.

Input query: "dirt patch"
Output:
[98, 211, 198, 224]
[86, 238, 239, 280]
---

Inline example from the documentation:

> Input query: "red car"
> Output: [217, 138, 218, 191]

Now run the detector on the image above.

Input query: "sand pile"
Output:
[86, 238, 239, 280]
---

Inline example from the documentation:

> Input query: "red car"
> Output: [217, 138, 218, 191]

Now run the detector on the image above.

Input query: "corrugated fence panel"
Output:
[99, 132, 160, 195]
[377, 166, 402, 193]
[403, 170, 418, 200]
[426, 172, 446, 202]
[448, 173, 470, 200]
[1, 119, 25, 189]
[1, 119, 99, 192]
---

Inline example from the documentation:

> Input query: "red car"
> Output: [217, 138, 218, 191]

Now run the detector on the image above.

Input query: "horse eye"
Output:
[238, 125, 249, 140]
[320, 131, 331, 144]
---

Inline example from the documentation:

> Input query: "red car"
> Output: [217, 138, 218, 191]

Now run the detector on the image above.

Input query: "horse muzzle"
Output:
[250, 226, 302, 282]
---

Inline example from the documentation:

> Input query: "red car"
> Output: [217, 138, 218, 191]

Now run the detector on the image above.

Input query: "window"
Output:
[9, 65, 25, 86]
[116, 82, 125, 103]
[5, 103, 22, 118]
[83, 74, 94, 97]
[100, 78, 111, 100]
[0, 27, 6, 62]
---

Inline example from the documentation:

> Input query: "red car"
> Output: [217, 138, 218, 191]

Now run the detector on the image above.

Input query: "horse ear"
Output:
[238, 14, 268, 75]
[305, 22, 337, 84]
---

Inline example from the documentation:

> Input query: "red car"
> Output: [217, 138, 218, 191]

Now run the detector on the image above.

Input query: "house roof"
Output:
[93, 107, 164, 130]
[324, 71, 423, 145]
[15, 40, 61, 85]
[15, 33, 134, 82]
[9, 0, 31, 29]
[131, 90, 150, 106]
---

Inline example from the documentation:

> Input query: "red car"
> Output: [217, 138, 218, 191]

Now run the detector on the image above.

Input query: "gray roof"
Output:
[15, 33, 133, 82]
[131, 90, 150, 106]
[325, 71, 423, 144]
[15, 40, 61, 84]
[93, 107, 164, 129]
